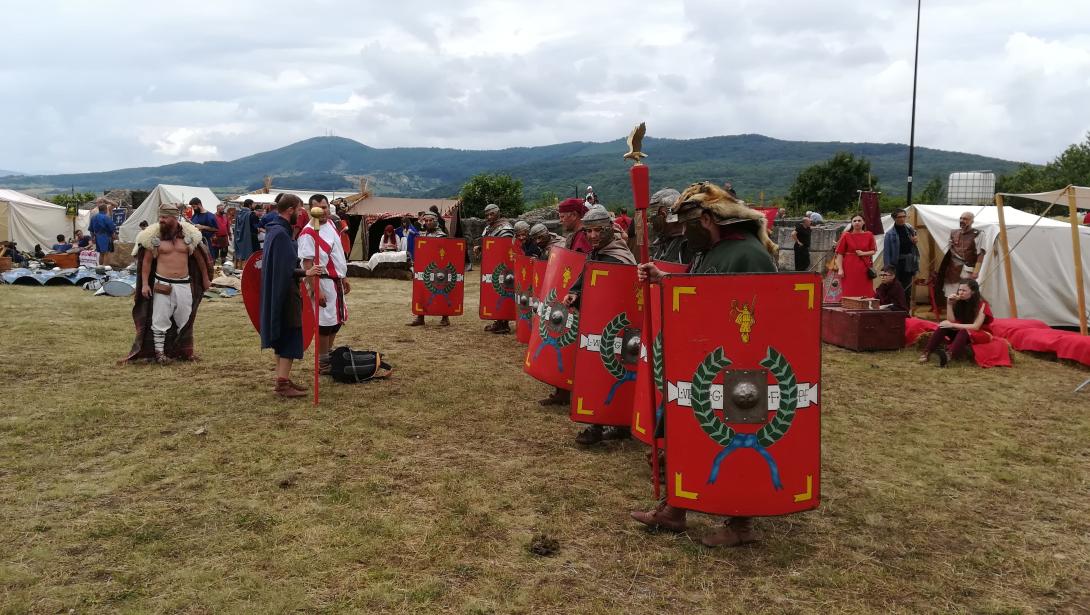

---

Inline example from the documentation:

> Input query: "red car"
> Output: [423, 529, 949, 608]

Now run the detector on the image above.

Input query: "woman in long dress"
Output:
[834, 214, 877, 298]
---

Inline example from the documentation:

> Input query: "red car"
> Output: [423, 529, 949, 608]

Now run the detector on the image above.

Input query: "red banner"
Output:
[570, 262, 640, 426]
[524, 247, 587, 389]
[860, 191, 882, 236]
[411, 237, 466, 317]
[631, 260, 689, 446]
[660, 272, 822, 517]
[480, 236, 518, 321]
[513, 253, 537, 344]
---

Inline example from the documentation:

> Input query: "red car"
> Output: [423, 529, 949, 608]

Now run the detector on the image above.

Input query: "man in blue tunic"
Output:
[88, 203, 116, 263]
[260, 194, 307, 399]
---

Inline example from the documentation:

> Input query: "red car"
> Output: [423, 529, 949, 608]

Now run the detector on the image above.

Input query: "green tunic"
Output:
[691, 233, 776, 274]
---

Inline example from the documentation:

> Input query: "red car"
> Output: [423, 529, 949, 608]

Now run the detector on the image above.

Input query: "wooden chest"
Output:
[821, 306, 905, 351]
[46, 253, 78, 268]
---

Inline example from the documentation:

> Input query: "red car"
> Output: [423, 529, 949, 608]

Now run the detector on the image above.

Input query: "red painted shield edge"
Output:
[570, 261, 641, 426]
[524, 247, 587, 389]
[479, 237, 518, 321]
[412, 237, 467, 317]
[241, 250, 315, 351]
[632, 260, 690, 446]
[660, 272, 822, 517]
[514, 253, 536, 344]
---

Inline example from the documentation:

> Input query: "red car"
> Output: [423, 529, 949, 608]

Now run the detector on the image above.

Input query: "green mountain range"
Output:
[0, 134, 1024, 206]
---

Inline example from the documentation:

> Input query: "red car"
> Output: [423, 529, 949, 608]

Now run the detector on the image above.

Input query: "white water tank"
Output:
[947, 171, 996, 206]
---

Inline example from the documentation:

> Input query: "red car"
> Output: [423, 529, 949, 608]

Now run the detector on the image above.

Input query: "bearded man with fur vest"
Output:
[123, 203, 212, 364]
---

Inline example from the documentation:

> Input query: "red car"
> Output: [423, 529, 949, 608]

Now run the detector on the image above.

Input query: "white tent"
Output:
[228, 188, 358, 206]
[119, 184, 221, 243]
[1002, 185, 1090, 211]
[875, 204, 1090, 327]
[0, 189, 90, 250]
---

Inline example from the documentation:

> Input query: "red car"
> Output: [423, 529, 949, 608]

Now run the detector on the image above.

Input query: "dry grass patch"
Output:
[1, 275, 1088, 614]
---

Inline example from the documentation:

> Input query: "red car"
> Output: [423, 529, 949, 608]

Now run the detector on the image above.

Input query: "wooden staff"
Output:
[1067, 186, 1087, 335]
[309, 206, 323, 406]
[994, 194, 1018, 318]
[625, 122, 661, 499]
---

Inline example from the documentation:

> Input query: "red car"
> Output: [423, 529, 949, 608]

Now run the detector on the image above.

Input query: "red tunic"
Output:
[835, 231, 877, 298]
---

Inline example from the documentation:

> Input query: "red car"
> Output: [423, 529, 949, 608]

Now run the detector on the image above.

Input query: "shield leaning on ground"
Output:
[631, 260, 689, 446]
[570, 261, 641, 426]
[480, 236, 518, 321]
[661, 272, 822, 517]
[524, 247, 586, 389]
[411, 237, 466, 317]
[513, 253, 537, 345]
[241, 250, 315, 351]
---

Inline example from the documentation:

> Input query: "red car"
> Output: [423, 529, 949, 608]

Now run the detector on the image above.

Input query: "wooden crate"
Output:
[0, 257, 11, 272]
[46, 253, 78, 268]
[841, 296, 879, 310]
[822, 306, 905, 351]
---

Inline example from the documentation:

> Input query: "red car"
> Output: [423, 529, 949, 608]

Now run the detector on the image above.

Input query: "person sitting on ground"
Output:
[919, 278, 993, 367]
[72, 229, 92, 250]
[875, 265, 910, 313]
[51, 234, 73, 253]
[379, 225, 400, 252]
[1, 241, 28, 266]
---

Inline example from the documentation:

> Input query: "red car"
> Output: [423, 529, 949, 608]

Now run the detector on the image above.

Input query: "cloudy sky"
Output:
[3, 0, 1088, 174]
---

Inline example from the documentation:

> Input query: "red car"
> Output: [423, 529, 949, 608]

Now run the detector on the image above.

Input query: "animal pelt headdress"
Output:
[131, 216, 205, 257]
[671, 181, 778, 257]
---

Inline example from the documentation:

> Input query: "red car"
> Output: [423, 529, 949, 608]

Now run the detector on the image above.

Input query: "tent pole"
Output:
[1067, 186, 1088, 335]
[994, 194, 1018, 318]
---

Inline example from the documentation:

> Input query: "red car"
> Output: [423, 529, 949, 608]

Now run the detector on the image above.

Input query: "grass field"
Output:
[1, 274, 1088, 614]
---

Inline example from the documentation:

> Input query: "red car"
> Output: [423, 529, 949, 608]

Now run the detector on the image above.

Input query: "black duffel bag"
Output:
[329, 346, 392, 383]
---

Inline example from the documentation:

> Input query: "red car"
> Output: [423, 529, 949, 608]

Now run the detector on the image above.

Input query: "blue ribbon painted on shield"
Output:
[604, 370, 636, 405]
[424, 290, 452, 309]
[532, 336, 565, 372]
[707, 433, 783, 490]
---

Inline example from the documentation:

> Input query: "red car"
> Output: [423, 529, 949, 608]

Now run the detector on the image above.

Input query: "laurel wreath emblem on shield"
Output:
[532, 289, 580, 372]
[517, 282, 535, 321]
[423, 262, 458, 295]
[491, 262, 516, 300]
[599, 313, 639, 405]
[689, 346, 798, 489]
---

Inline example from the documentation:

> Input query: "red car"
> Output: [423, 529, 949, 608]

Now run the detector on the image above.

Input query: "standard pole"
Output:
[1067, 186, 1087, 335]
[630, 162, 660, 501]
[994, 194, 1018, 318]
[905, 0, 922, 208]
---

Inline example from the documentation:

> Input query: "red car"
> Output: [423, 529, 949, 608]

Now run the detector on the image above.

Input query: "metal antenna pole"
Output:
[905, 0, 922, 207]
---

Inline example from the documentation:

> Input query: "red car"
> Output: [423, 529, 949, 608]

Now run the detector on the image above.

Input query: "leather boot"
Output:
[700, 516, 758, 548]
[490, 320, 511, 334]
[440, 316, 451, 326]
[602, 426, 631, 441]
[154, 352, 173, 365]
[630, 500, 687, 532]
[274, 378, 306, 398]
[575, 424, 603, 445]
[538, 388, 569, 406]
[407, 315, 425, 326]
[286, 379, 306, 392]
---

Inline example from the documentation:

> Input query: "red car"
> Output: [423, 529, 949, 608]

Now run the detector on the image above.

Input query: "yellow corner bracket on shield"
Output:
[672, 286, 697, 312]
[793, 283, 815, 310]
[633, 411, 646, 435]
[575, 398, 593, 416]
[674, 473, 698, 500]
[794, 475, 814, 502]
[590, 270, 609, 287]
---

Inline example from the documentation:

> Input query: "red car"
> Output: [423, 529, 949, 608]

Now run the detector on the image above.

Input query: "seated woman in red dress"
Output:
[834, 214, 877, 298]
[919, 278, 993, 367]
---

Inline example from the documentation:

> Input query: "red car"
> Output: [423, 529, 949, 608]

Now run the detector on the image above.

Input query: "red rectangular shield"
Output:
[513, 253, 536, 344]
[569, 261, 640, 426]
[411, 237, 466, 317]
[480, 237, 518, 321]
[632, 260, 689, 446]
[661, 272, 822, 517]
[524, 247, 586, 389]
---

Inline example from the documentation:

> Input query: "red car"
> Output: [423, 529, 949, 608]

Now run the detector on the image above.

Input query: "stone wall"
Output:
[772, 218, 848, 272]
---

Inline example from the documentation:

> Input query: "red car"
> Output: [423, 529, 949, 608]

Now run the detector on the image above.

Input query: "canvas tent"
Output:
[875, 203, 1090, 328]
[228, 189, 359, 206]
[0, 189, 90, 250]
[120, 185, 221, 242]
[1002, 185, 1090, 211]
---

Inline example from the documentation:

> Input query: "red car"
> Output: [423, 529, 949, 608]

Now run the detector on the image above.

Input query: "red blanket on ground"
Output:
[1051, 333, 1090, 366]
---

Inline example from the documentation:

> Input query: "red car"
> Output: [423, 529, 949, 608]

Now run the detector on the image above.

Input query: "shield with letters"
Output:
[660, 272, 822, 517]
[513, 253, 538, 344]
[411, 237, 466, 317]
[524, 247, 586, 389]
[631, 260, 689, 446]
[480, 236, 518, 321]
[569, 261, 641, 426]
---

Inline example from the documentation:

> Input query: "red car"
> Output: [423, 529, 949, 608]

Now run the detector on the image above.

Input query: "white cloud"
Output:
[1, 0, 1089, 174]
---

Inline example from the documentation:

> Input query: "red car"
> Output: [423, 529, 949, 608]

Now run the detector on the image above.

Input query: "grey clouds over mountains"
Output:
[2, 0, 1088, 174]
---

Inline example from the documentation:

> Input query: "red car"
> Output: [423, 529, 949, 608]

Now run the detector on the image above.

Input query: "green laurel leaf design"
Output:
[652, 332, 664, 392]
[423, 262, 440, 295]
[691, 347, 735, 447]
[557, 309, 579, 348]
[491, 262, 514, 298]
[756, 346, 799, 448]
[599, 313, 629, 380]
